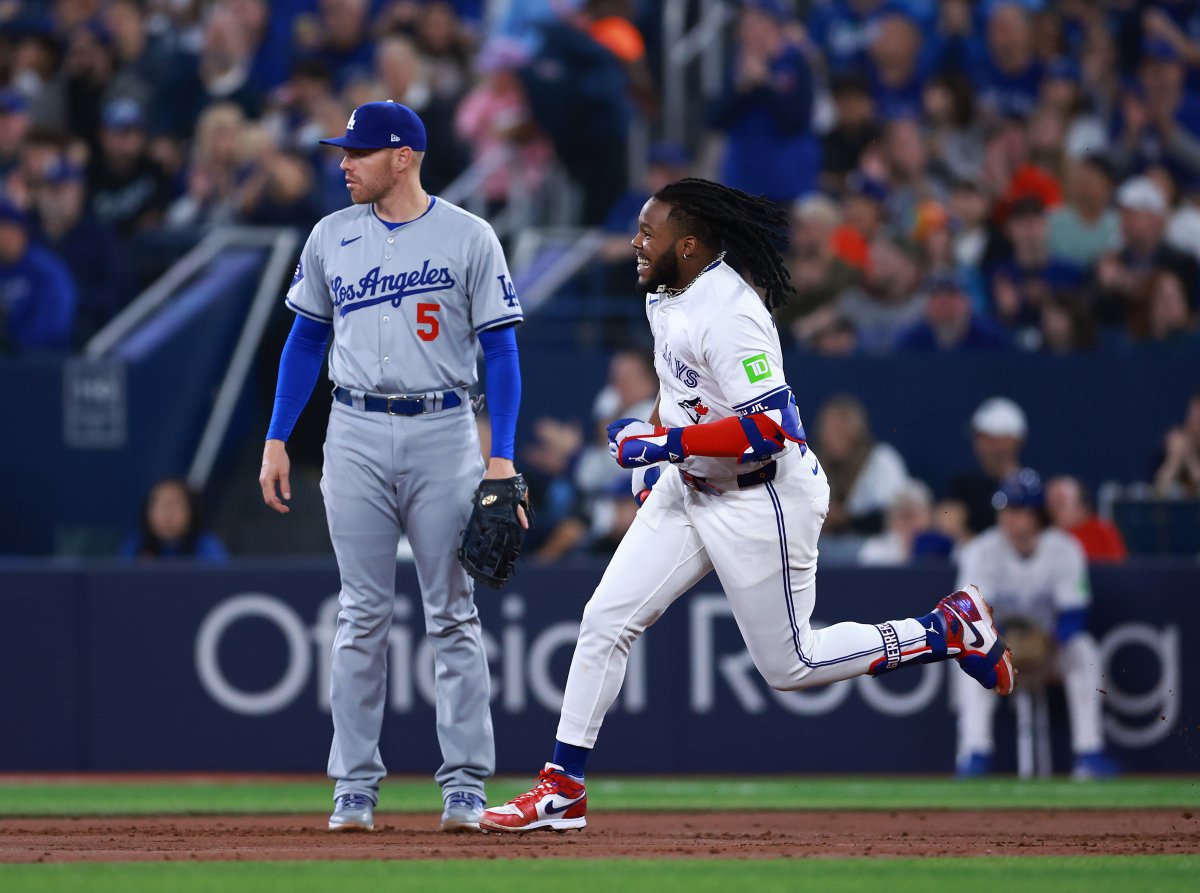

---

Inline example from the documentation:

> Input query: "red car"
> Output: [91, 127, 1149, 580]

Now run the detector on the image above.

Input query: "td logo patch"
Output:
[742, 353, 771, 383]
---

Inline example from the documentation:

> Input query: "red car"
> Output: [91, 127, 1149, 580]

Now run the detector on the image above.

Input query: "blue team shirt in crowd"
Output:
[0, 243, 77, 351]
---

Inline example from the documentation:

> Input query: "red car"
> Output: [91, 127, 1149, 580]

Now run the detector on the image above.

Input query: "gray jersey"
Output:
[286, 197, 523, 394]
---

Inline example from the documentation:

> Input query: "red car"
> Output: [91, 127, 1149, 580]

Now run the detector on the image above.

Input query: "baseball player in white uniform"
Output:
[953, 468, 1115, 778]
[481, 178, 1016, 833]
[258, 101, 526, 832]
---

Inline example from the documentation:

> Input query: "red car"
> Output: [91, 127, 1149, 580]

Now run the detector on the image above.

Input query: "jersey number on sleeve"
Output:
[416, 302, 440, 341]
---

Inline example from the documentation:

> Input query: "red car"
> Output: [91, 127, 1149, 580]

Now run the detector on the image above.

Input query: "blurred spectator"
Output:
[261, 58, 338, 155]
[1094, 175, 1199, 327]
[807, 314, 860, 357]
[858, 479, 955, 566]
[1126, 268, 1198, 347]
[518, 5, 631, 224]
[1037, 291, 1094, 354]
[583, 0, 658, 121]
[295, 0, 376, 90]
[895, 271, 1008, 352]
[409, 1, 474, 103]
[373, 33, 467, 193]
[947, 396, 1027, 535]
[87, 98, 171, 237]
[883, 116, 948, 236]
[0, 89, 31, 187]
[778, 194, 858, 345]
[836, 234, 926, 352]
[35, 20, 118, 157]
[529, 349, 656, 562]
[120, 477, 229, 562]
[711, 1, 818, 205]
[1047, 155, 1119, 267]
[865, 9, 925, 121]
[155, 3, 264, 143]
[31, 157, 127, 345]
[806, 0, 890, 75]
[102, 0, 168, 116]
[0, 198, 77, 352]
[813, 393, 910, 536]
[923, 72, 984, 185]
[947, 178, 991, 292]
[455, 37, 553, 212]
[1166, 177, 1200, 263]
[987, 195, 1083, 346]
[953, 468, 1115, 779]
[1045, 475, 1127, 562]
[239, 149, 323, 231]
[972, 2, 1043, 119]
[165, 102, 254, 229]
[1112, 39, 1200, 183]
[1038, 57, 1107, 160]
[1153, 392, 1200, 498]
[830, 171, 887, 271]
[820, 73, 880, 193]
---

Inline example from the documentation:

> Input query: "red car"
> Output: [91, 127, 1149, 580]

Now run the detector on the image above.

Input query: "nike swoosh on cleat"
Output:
[961, 614, 984, 648]
[543, 799, 580, 816]
[340, 236, 362, 246]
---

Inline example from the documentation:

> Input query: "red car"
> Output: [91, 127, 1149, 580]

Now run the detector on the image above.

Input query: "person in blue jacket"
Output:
[120, 477, 229, 562]
[0, 199, 77, 353]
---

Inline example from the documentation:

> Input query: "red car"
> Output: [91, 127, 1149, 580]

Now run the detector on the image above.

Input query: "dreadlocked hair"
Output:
[653, 178, 794, 310]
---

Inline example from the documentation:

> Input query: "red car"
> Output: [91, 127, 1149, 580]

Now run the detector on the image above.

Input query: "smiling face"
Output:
[631, 198, 683, 293]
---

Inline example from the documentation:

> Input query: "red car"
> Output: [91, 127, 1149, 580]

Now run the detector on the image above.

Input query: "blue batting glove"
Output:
[606, 417, 646, 447]
[610, 424, 686, 468]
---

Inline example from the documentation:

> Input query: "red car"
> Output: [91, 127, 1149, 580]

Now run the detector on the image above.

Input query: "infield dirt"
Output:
[1, 810, 1196, 863]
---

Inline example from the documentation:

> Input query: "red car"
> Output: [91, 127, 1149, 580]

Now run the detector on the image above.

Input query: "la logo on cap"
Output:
[347, 109, 357, 130]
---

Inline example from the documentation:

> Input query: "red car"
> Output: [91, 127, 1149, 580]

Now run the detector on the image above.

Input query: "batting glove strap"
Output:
[614, 426, 686, 468]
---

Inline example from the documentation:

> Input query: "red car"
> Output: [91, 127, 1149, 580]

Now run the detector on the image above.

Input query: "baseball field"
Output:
[0, 775, 1196, 891]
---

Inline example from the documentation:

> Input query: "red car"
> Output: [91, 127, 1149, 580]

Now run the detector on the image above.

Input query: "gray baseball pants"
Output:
[320, 396, 492, 804]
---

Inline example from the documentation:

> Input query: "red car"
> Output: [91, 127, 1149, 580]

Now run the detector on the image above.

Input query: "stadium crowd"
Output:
[0, 0, 1198, 355]
[0, 0, 1195, 566]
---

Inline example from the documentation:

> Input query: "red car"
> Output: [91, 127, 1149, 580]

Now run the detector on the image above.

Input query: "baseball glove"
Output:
[1003, 618, 1057, 684]
[458, 476, 533, 589]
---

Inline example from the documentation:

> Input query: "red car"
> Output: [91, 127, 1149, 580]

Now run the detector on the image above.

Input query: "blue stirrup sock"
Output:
[552, 741, 590, 780]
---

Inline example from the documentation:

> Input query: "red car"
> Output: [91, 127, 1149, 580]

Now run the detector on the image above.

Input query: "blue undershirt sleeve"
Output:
[266, 314, 332, 442]
[478, 324, 521, 460]
[1055, 608, 1088, 644]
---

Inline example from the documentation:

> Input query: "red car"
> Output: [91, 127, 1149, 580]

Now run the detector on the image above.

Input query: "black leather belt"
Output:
[333, 386, 462, 415]
[680, 443, 806, 495]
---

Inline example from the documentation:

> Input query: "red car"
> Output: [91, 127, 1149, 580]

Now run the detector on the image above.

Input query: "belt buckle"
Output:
[386, 394, 425, 415]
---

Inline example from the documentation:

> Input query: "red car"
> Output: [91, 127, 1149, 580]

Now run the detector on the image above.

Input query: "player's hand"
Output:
[260, 439, 292, 514]
[484, 456, 529, 528]
[631, 463, 663, 506]
[609, 421, 684, 468]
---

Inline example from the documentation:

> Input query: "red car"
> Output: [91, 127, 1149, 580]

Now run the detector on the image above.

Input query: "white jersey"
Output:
[647, 260, 801, 480]
[285, 197, 522, 394]
[956, 527, 1091, 632]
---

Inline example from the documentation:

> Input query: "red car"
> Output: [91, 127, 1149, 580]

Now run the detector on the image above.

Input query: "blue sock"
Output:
[552, 741, 590, 780]
[919, 610, 948, 658]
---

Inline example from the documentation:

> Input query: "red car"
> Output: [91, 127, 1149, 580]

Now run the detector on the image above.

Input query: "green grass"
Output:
[0, 776, 1196, 816]
[1, 857, 1196, 893]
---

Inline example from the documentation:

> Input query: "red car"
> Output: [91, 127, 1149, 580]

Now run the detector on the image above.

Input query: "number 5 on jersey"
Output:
[416, 302, 440, 341]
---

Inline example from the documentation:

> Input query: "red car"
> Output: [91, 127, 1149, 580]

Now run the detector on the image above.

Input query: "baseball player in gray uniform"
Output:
[258, 101, 526, 832]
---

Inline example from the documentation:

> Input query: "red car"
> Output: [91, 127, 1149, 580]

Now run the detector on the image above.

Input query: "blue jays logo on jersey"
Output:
[331, 260, 456, 317]
[660, 344, 699, 389]
[677, 396, 710, 424]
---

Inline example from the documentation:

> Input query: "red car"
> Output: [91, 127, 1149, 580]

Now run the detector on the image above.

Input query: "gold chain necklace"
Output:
[657, 252, 726, 299]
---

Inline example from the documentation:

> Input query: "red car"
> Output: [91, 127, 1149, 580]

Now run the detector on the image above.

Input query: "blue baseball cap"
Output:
[102, 97, 144, 130]
[992, 468, 1045, 511]
[320, 101, 427, 151]
[846, 171, 889, 203]
[43, 158, 85, 184]
[1144, 38, 1181, 64]
[926, 269, 969, 293]
[0, 89, 28, 115]
[0, 199, 28, 228]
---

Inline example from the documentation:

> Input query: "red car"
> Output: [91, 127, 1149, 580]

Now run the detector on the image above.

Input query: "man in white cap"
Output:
[1095, 174, 1198, 324]
[946, 397, 1027, 535]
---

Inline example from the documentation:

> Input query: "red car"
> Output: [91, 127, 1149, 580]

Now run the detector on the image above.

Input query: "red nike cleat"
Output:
[936, 585, 1017, 696]
[479, 763, 587, 833]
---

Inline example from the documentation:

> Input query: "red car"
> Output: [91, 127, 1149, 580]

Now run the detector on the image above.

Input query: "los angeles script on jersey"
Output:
[331, 261, 456, 317]
[660, 343, 699, 388]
